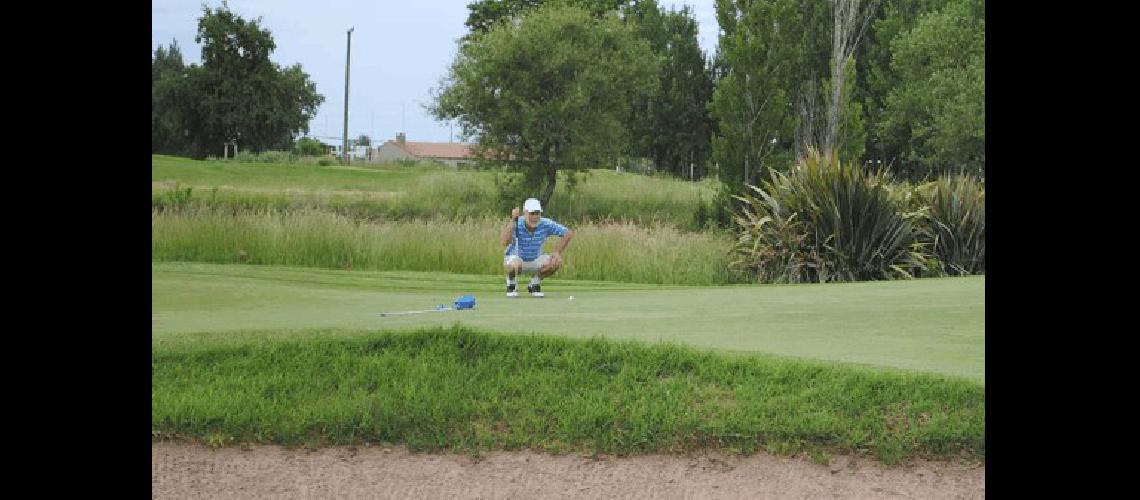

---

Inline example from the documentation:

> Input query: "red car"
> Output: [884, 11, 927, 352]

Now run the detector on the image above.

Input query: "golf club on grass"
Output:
[377, 304, 453, 317]
[378, 295, 476, 317]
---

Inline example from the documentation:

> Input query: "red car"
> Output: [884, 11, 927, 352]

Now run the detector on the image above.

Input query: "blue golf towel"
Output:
[454, 295, 476, 310]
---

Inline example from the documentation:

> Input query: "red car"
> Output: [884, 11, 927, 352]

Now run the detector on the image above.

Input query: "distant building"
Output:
[330, 144, 373, 161]
[374, 133, 476, 167]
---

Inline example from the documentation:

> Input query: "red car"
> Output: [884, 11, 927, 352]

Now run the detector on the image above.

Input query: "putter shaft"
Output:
[378, 307, 453, 317]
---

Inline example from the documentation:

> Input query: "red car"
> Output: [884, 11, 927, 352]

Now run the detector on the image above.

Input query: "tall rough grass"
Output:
[153, 155, 716, 228]
[232, 150, 297, 164]
[151, 207, 738, 285]
[546, 170, 717, 228]
[152, 169, 497, 222]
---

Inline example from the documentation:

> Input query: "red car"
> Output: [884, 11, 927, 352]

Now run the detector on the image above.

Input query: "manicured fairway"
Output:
[152, 262, 984, 383]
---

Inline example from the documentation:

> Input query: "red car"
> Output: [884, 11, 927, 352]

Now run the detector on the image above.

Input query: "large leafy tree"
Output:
[151, 3, 324, 158]
[463, 0, 628, 37]
[855, 0, 946, 167]
[785, 0, 876, 164]
[710, 0, 801, 189]
[713, 0, 884, 185]
[152, 40, 189, 154]
[878, 0, 984, 177]
[625, 2, 715, 179]
[464, 0, 714, 180]
[788, 0, 832, 158]
[708, 0, 982, 186]
[431, 4, 658, 207]
[190, 3, 324, 157]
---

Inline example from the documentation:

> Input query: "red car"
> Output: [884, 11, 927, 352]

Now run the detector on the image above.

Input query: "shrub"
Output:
[234, 150, 296, 164]
[162, 182, 195, 210]
[732, 149, 927, 283]
[917, 174, 985, 275]
[295, 137, 328, 156]
[731, 185, 824, 283]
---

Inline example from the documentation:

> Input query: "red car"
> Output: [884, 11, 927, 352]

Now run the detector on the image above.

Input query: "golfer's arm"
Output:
[553, 229, 575, 254]
[500, 217, 517, 247]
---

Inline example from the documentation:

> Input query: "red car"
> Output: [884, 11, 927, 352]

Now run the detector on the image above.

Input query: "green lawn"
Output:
[151, 155, 717, 227]
[152, 262, 985, 384]
[151, 154, 437, 192]
[151, 155, 714, 201]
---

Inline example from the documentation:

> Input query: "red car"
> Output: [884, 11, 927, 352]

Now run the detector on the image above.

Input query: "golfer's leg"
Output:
[504, 256, 523, 297]
[537, 254, 560, 278]
[520, 258, 545, 296]
[504, 257, 522, 279]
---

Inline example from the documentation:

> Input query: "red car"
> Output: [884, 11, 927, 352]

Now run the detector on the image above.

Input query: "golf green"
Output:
[152, 262, 985, 384]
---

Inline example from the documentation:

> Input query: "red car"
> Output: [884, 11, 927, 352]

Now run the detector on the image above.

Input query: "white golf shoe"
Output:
[527, 284, 544, 298]
[506, 284, 519, 298]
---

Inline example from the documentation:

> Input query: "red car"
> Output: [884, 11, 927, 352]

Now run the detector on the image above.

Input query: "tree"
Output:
[463, 0, 628, 38]
[818, 55, 867, 162]
[710, 0, 801, 189]
[785, 0, 877, 163]
[855, 0, 946, 167]
[464, 0, 715, 180]
[151, 2, 324, 158]
[152, 40, 189, 154]
[878, 0, 984, 177]
[838, 56, 867, 162]
[190, 3, 324, 157]
[295, 137, 328, 156]
[821, 0, 879, 159]
[464, 0, 541, 36]
[152, 39, 185, 82]
[789, 0, 833, 159]
[355, 134, 371, 147]
[625, 2, 715, 179]
[431, 4, 658, 207]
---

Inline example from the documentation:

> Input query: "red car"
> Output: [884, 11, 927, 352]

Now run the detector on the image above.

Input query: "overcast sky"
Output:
[152, 0, 719, 146]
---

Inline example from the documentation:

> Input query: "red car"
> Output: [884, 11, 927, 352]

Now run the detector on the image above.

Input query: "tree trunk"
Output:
[796, 76, 818, 159]
[540, 143, 557, 208]
[823, 56, 843, 159]
[823, 0, 879, 160]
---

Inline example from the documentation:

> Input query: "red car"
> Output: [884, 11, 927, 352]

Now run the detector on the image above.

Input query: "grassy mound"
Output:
[153, 325, 984, 465]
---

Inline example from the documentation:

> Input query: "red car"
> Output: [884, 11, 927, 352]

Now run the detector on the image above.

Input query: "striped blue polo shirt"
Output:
[505, 217, 569, 261]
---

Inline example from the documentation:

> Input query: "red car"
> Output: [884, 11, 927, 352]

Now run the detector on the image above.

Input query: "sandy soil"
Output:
[153, 442, 984, 499]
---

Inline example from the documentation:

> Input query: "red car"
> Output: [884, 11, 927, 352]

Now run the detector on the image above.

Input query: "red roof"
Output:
[391, 141, 475, 159]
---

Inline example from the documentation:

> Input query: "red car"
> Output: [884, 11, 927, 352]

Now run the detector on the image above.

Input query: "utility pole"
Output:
[342, 27, 354, 164]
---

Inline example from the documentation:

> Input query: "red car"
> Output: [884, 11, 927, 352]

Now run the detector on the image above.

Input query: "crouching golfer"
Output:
[500, 198, 575, 298]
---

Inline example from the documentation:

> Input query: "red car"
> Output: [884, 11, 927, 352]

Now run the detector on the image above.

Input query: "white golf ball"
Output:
[568, 296, 575, 300]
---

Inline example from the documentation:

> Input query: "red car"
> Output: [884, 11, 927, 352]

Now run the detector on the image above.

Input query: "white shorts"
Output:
[504, 254, 552, 273]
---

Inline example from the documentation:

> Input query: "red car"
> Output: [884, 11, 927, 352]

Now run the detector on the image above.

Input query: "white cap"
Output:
[523, 198, 542, 213]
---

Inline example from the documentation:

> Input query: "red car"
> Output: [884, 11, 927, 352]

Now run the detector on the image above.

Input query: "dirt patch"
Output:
[152, 443, 984, 499]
